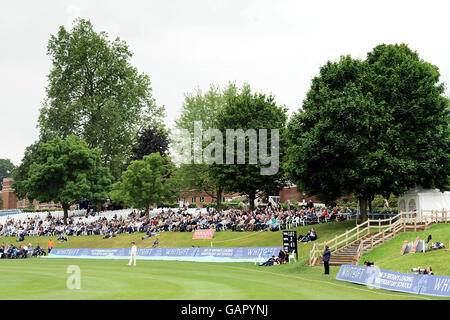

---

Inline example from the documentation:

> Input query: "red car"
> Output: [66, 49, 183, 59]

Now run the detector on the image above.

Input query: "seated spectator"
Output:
[298, 229, 317, 242]
[141, 228, 152, 240]
[277, 249, 286, 264]
[259, 256, 276, 266]
[152, 239, 159, 248]
[16, 232, 25, 242]
[424, 266, 434, 275]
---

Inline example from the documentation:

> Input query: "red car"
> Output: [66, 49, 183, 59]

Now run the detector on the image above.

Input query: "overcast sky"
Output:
[1, 0, 449, 165]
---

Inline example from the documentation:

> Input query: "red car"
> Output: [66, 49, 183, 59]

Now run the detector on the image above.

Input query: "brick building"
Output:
[1, 178, 17, 210]
[1, 178, 62, 210]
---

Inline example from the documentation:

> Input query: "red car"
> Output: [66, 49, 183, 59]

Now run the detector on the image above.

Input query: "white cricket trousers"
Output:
[128, 254, 136, 266]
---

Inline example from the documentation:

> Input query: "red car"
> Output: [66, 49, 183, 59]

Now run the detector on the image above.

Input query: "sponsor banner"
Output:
[196, 247, 280, 258]
[192, 229, 215, 239]
[336, 264, 450, 297]
[49, 246, 281, 259]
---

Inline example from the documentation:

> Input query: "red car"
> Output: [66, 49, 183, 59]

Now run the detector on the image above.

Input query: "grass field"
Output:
[360, 223, 450, 275]
[1, 221, 449, 300]
[1, 257, 447, 300]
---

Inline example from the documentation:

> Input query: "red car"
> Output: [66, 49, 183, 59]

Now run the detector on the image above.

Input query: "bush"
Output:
[188, 203, 197, 208]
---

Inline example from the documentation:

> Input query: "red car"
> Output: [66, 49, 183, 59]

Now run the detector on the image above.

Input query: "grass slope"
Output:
[1, 221, 449, 300]
[360, 223, 450, 276]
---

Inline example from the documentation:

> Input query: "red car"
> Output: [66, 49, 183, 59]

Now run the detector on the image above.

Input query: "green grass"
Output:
[360, 223, 450, 276]
[1, 220, 449, 300]
[0, 258, 447, 300]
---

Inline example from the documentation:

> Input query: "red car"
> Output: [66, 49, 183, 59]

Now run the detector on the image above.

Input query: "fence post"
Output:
[378, 220, 381, 234]
[414, 218, 417, 232]
[357, 225, 359, 240]
[371, 237, 374, 249]
[382, 230, 385, 243]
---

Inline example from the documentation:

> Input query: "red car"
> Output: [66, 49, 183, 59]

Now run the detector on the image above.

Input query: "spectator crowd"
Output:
[0, 203, 350, 242]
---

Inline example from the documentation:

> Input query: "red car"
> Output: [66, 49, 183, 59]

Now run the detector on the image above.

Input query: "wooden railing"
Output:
[309, 209, 449, 266]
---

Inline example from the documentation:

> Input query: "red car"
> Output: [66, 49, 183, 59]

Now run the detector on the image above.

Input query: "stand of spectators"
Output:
[0, 205, 348, 240]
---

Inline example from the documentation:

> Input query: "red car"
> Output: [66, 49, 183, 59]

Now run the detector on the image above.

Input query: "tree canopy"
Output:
[286, 43, 450, 221]
[0, 159, 15, 190]
[111, 152, 177, 216]
[210, 84, 288, 210]
[13, 135, 113, 224]
[38, 18, 164, 178]
[130, 125, 170, 162]
[173, 84, 235, 206]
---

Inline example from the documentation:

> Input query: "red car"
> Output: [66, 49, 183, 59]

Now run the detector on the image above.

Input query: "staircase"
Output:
[309, 209, 449, 267]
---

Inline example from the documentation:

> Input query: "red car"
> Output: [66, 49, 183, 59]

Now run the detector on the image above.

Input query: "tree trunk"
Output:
[145, 206, 150, 218]
[359, 193, 368, 222]
[249, 193, 255, 212]
[62, 203, 69, 226]
[368, 194, 374, 214]
[216, 187, 223, 213]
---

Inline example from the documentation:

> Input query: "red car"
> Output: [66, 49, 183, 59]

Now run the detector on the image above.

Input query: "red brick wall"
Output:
[1, 178, 18, 210]
[279, 186, 320, 203]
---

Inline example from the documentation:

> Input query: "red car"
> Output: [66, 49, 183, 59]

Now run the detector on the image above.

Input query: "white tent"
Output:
[398, 186, 450, 212]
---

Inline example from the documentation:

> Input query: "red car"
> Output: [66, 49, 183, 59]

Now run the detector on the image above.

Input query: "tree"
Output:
[173, 84, 235, 208]
[13, 135, 113, 224]
[38, 18, 164, 179]
[130, 125, 170, 161]
[111, 153, 177, 216]
[210, 84, 288, 211]
[286, 44, 450, 221]
[0, 159, 15, 190]
[12, 142, 41, 200]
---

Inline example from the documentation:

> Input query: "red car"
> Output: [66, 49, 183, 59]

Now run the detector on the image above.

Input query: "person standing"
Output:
[47, 239, 55, 255]
[322, 245, 331, 275]
[128, 241, 137, 266]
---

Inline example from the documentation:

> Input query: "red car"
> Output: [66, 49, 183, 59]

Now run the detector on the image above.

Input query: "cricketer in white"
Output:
[128, 242, 137, 266]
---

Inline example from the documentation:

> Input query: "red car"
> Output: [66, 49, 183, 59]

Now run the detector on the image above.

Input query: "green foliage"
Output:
[210, 83, 288, 210]
[286, 43, 450, 221]
[111, 153, 177, 215]
[173, 84, 234, 204]
[130, 125, 170, 162]
[13, 135, 112, 224]
[38, 18, 164, 178]
[188, 203, 197, 208]
[0, 159, 15, 190]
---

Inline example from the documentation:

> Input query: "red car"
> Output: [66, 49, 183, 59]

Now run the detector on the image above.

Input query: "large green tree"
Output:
[111, 152, 177, 216]
[38, 18, 164, 178]
[0, 159, 15, 190]
[286, 44, 450, 221]
[210, 84, 288, 211]
[14, 135, 113, 224]
[173, 84, 236, 207]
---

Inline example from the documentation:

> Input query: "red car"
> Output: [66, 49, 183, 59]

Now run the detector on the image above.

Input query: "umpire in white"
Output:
[128, 241, 137, 266]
